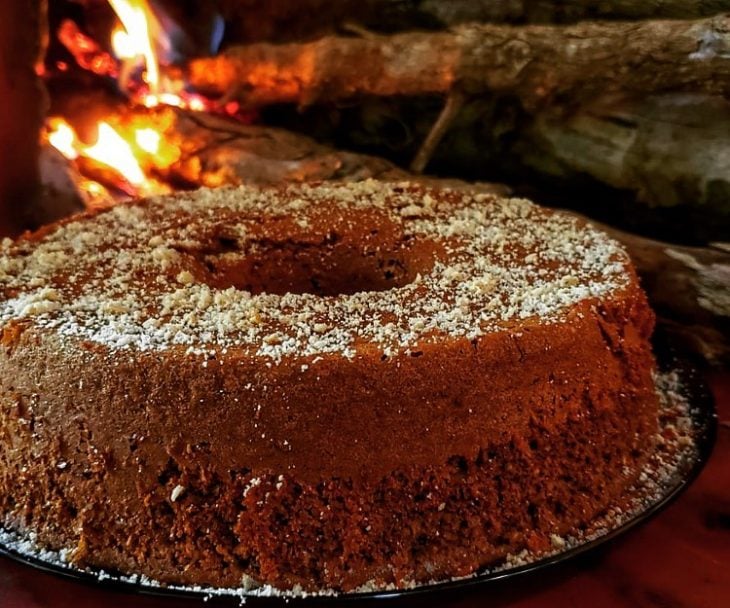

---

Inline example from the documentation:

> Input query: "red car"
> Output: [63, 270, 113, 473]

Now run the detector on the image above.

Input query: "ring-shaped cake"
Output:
[0, 181, 658, 592]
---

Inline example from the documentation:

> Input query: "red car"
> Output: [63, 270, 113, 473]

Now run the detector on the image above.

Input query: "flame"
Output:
[45, 1, 243, 207]
[111, 26, 137, 61]
[85, 122, 146, 186]
[109, 0, 160, 93]
[46, 117, 176, 198]
[55, 1, 234, 116]
[107, 0, 217, 114]
[135, 127, 160, 154]
[47, 119, 79, 160]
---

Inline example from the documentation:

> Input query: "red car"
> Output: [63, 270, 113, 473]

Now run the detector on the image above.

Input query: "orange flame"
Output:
[47, 119, 79, 160]
[109, 0, 160, 94]
[45, 0, 241, 207]
[84, 122, 147, 186]
[46, 118, 175, 198]
[107, 0, 215, 113]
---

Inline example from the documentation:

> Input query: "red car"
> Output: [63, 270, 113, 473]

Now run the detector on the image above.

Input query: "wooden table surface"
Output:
[1, 373, 728, 608]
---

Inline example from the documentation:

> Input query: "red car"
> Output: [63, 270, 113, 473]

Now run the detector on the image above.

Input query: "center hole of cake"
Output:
[193, 234, 434, 297]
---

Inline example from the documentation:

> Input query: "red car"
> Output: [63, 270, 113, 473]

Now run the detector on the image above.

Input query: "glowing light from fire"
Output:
[85, 122, 147, 185]
[109, 0, 160, 93]
[45, 0, 244, 208]
[135, 127, 160, 154]
[57, 20, 120, 78]
[107, 0, 212, 113]
[48, 119, 79, 160]
[111, 26, 137, 60]
[46, 118, 177, 196]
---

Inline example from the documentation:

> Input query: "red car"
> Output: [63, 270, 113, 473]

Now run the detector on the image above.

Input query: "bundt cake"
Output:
[0, 181, 658, 592]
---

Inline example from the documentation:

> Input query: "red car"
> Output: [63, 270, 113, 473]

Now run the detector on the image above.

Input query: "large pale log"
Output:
[517, 94, 730, 212]
[0, 0, 46, 237]
[188, 15, 730, 111]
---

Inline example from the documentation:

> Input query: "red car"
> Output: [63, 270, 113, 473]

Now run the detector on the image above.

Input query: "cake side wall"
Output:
[0, 277, 658, 590]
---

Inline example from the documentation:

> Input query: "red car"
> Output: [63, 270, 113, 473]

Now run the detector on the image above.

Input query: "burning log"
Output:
[187, 15, 730, 112]
[55, 101, 509, 195]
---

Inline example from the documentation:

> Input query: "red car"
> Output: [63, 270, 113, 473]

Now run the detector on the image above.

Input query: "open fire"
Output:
[46, 0, 238, 205]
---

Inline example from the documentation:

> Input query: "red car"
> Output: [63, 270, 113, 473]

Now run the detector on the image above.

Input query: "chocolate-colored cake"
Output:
[0, 181, 658, 592]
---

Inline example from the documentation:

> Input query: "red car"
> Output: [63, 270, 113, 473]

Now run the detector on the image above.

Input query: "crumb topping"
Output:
[0, 180, 629, 362]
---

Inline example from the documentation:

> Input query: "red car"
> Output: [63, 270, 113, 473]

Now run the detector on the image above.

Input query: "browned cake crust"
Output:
[0, 182, 658, 592]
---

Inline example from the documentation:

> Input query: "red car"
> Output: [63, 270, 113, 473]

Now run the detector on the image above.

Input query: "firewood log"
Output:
[515, 94, 730, 213]
[188, 15, 730, 112]
[155, 108, 510, 194]
[213, 1, 730, 44]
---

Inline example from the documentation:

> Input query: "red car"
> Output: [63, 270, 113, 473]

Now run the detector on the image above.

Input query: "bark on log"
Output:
[39, 144, 86, 219]
[160, 109, 510, 195]
[188, 15, 730, 112]
[516, 94, 730, 212]
[213, 1, 730, 44]
[0, 0, 47, 237]
[166, 110, 409, 187]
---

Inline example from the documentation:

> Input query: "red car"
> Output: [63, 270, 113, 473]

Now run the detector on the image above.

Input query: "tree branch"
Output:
[410, 90, 465, 174]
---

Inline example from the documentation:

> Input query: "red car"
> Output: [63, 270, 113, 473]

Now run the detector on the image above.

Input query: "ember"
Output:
[57, 19, 119, 78]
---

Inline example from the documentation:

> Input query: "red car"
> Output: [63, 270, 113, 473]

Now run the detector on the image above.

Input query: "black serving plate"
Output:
[0, 334, 717, 604]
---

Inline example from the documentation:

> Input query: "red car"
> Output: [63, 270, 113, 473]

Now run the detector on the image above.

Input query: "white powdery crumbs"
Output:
[0, 180, 629, 363]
